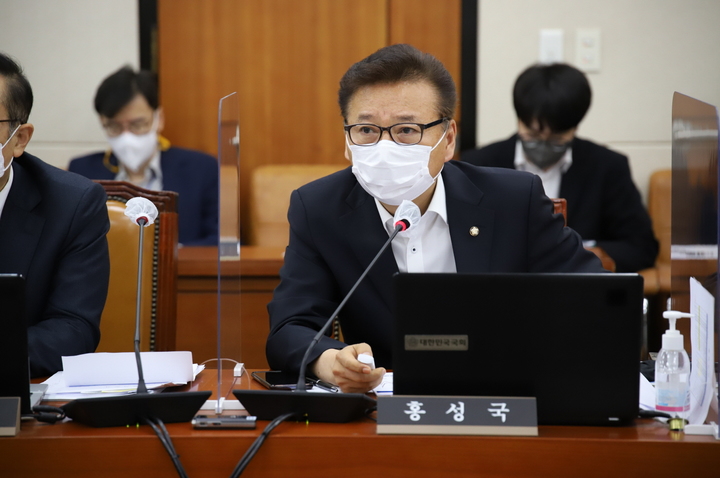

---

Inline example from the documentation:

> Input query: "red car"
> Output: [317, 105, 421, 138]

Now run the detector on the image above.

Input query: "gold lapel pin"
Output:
[469, 226, 479, 237]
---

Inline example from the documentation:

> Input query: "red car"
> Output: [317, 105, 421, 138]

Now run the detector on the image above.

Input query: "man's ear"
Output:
[156, 107, 165, 135]
[11, 123, 34, 157]
[443, 119, 457, 162]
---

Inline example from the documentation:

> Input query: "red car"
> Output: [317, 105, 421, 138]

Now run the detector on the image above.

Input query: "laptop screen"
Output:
[0, 274, 31, 415]
[392, 273, 643, 425]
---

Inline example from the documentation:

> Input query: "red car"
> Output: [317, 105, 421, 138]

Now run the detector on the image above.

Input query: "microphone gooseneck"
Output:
[123, 197, 159, 394]
[294, 199, 420, 391]
[134, 216, 148, 394]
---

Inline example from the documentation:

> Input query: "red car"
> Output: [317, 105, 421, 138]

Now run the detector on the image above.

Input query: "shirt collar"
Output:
[513, 138, 573, 175]
[115, 148, 163, 187]
[375, 173, 449, 233]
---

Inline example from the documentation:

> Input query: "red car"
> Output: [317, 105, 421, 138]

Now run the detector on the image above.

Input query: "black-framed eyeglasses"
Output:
[344, 117, 449, 146]
[0, 119, 20, 124]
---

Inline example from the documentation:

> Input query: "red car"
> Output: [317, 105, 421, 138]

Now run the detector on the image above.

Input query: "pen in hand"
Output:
[310, 378, 339, 393]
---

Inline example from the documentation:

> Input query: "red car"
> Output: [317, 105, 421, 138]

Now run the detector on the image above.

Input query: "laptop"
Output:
[0, 274, 47, 415]
[392, 273, 643, 426]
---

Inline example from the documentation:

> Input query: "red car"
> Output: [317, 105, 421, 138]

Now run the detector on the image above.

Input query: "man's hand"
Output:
[311, 343, 385, 393]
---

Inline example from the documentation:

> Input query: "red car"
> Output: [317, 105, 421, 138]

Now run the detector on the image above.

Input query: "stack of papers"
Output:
[42, 351, 203, 400]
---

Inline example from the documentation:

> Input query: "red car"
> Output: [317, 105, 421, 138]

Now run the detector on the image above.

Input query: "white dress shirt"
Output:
[115, 149, 163, 191]
[513, 139, 572, 199]
[375, 173, 456, 273]
[0, 165, 14, 221]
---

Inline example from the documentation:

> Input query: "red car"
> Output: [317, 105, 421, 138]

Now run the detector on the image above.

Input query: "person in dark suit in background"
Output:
[266, 45, 604, 394]
[69, 66, 218, 246]
[0, 52, 110, 377]
[461, 63, 658, 273]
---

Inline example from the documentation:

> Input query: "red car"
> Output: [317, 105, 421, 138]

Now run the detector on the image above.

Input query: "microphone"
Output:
[295, 199, 420, 391]
[124, 197, 158, 227]
[234, 200, 421, 422]
[62, 196, 210, 427]
[122, 198, 158, 394]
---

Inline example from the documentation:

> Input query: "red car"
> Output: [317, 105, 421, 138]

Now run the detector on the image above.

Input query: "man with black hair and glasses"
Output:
[69, 66, 219, 246]
[0, 52, 110, 377]
[462, 63, 658, 273]
[266, 45, 604, 394]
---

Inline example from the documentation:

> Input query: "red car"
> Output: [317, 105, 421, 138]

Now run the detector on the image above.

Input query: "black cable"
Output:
[26, 405, 66, 424]
[229, 412, 298, 478]
[638, 409, 672, 419]
[144, 416, 189, 478]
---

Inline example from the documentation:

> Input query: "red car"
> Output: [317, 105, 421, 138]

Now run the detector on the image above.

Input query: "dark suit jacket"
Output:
[0, 153, 110, 377]
[68, 146, 219, 246]
[266, 161, 604, 374]
[461, 135, 659, 272]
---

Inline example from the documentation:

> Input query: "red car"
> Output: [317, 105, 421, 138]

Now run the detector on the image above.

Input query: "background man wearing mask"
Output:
[266, 44, 604, 394]
[462, 63, 658, 273]
[69, 66, 218, 246]
[0, 52, 110, 377]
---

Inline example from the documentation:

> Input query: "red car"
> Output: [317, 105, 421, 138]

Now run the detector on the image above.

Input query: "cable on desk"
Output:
[638, 409, 672, 419]
[229, 411, 298, 478]
[23, 405, 66, 424]
[144, 416, 189, 478]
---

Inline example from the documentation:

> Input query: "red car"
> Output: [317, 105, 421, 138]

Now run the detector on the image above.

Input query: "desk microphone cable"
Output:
[229, 411, 298, 478]
[144, 416, 189, 478]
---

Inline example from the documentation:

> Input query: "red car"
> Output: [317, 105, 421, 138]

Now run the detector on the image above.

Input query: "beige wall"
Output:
[477, 0, 720, 202]
[0, 0, 138, 169]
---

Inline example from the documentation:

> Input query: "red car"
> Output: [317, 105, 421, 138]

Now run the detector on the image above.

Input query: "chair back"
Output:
[639, 169, 672, 294]
[551, 198, 567, 225]
[249, 164, 345, 246]
[95, 181, 179, 352]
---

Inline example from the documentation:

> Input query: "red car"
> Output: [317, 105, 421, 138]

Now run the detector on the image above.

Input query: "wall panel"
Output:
[158, 0, 461, 243]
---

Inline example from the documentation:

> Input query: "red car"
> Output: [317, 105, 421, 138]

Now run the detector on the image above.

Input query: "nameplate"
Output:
[0, 397, 21, 437]
[377, 395, 537, 436]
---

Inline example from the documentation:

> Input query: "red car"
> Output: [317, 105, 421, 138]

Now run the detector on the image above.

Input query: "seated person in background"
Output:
[69, 66, 218, 246]
[0, 52, 110, 377]
[462, 63, 658, 272]
[266, 44, 604, 394]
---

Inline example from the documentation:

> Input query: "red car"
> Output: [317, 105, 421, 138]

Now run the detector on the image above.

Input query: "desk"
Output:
[5, 370, 719, 478]
[176, 246, 284, 368]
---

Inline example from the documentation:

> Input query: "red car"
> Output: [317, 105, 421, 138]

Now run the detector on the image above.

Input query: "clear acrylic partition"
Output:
[216, 92, 241, 413]
[669, 92, 719, 400]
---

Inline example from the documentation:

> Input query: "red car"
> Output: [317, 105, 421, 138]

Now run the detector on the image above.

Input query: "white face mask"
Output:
[106, 115, 158, 173]
[0, 124, 21, 179]
[349, 129, 447, 206]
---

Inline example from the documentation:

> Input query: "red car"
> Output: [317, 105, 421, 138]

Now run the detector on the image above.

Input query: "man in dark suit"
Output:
[462, 63, 658, 273]
[0, 53, 110, 377]
[266, 44, 604, 393]
[68, 66, 218, 246]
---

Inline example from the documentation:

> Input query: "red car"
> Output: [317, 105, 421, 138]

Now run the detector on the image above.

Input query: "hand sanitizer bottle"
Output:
[655, 311, 692, 429]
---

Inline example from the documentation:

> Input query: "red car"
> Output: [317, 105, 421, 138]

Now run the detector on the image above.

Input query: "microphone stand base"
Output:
[62, 390, 212, 428]
[232, 389, 376, 423]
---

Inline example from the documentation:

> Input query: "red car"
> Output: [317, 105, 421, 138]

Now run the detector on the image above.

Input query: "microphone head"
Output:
[124, 197, 159, 227]
[393, 200, 421, 233]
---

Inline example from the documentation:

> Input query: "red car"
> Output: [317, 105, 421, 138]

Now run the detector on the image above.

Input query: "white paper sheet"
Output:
[639, 372, 657, 410]
[61, 351, 194, 386]
[689, 277, 715, 425]
[42, 363, 205, 400]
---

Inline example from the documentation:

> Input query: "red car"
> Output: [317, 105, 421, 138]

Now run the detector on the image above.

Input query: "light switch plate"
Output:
[575, 28, 601, 72]
[539, 29, 564, 63]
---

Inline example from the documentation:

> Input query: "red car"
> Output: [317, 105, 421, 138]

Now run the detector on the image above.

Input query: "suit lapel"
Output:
[444, 164, 494, 273]
[338, 182, 398, 307]
[336, 163, 495, 291]
[0, 159, 44, 277]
